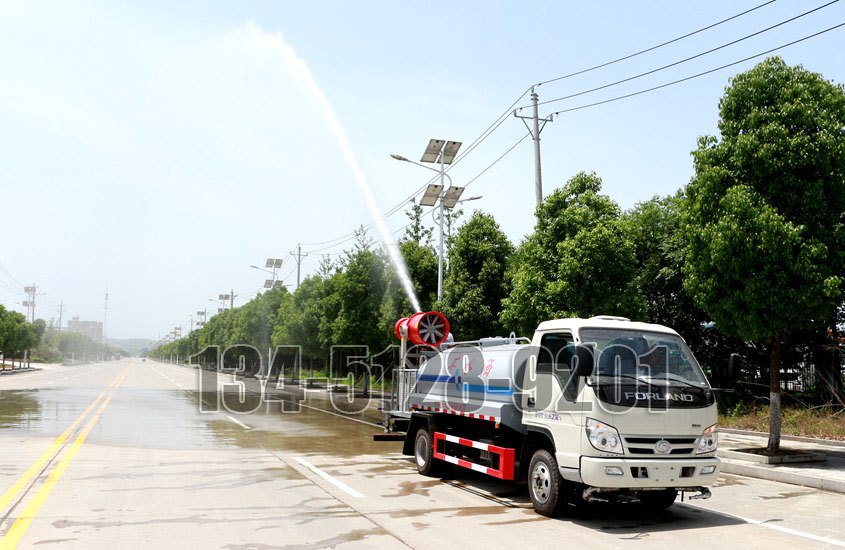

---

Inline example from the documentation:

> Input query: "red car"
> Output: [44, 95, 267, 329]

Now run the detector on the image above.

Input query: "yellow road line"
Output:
[0, 368, 128, 549]
[0, 368, 127, 514]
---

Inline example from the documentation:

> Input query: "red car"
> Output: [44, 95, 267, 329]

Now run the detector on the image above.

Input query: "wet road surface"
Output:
[1, 359, 844, 549]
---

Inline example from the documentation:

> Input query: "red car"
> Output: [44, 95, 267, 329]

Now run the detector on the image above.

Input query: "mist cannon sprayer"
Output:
[394, 311, 451, 371]
[394, 311, 451, 347]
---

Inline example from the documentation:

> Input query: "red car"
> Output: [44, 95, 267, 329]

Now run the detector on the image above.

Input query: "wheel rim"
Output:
[531, 461, 552, 504]
[415, 435, 428, 468]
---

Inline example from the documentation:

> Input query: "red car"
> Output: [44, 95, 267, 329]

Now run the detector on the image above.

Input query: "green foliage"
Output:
[684, 57, 845, 342]
[273, 275, 330, 358]
[0, 306, 30, 359]
[501, 171, 645, 336]
[330, 246, 389, 352]
[441, 211, 513, 340]
[380, 240, 438, 342]
[38, 329, 123, 362]
[229, 287, 288, 351]
[686, 185, 839, 341]
[404, 198, 433, 246]
[0, 303, 119, 363]
[444, 205, 463, 258]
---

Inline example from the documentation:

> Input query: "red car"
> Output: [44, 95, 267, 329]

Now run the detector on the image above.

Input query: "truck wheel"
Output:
[414, 428, 442, 477]
[639, 489, 677, 510]
[528, 449, 564, 516]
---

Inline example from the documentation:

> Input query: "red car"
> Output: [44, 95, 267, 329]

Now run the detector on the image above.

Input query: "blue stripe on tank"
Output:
[416, 374, 514, 395]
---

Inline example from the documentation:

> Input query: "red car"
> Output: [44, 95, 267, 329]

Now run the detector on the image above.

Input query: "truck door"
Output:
[525, 332, 582, 469]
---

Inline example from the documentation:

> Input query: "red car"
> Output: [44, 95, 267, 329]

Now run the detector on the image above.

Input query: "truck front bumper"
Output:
[578, 456, 720, 488]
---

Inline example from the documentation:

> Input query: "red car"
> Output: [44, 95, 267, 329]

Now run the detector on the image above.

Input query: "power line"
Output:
[464, 132, 532, 189]
[0, 262, 24, 288]
[279, 263, 298, 282]
[298, 181, 429, 247]
[299, 87, 532, 251]
[444, 88, 532, 170]
[526, 0, 839, 109]
[548, 21, 845, 117]
[319, 131, 533, 258]
[317, 208, 437, 257]
[536, 0, 778, 86]
[0, 262, 24, 295]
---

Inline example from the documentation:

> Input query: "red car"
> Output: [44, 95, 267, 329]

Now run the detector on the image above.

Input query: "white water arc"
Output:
[272, 28, 421, 311]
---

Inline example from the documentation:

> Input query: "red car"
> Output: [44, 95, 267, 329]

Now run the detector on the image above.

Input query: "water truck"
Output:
[380, 312, 731, 516]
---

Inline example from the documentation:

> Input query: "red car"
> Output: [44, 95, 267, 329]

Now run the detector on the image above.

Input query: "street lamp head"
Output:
[390, 153, 409, 162]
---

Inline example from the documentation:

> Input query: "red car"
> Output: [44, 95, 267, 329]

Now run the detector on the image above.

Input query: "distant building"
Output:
[67, 317, 103, 341]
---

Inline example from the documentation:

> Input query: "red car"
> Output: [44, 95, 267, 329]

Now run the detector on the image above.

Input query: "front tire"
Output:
[414, 428, 443, 476]
[638, 489, 677, 510]
[528, 449, 565, 516]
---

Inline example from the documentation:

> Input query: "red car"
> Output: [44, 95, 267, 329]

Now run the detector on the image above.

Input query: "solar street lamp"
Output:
[391, 138, 462, 301]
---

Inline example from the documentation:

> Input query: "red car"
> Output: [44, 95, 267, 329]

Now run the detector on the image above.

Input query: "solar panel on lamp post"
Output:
[252, 259, 283, 287]
[390, 138, 462, 301]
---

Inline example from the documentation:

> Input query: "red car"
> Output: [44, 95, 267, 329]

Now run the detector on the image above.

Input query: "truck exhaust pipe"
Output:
[687, 487, 712, 500]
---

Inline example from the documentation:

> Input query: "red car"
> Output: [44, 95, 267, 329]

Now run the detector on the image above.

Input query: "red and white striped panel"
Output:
[433, 431, 515, 480]
[438, 432, 493, 451]
[439, 454, 492, 475]
[410, 404, 499, 423]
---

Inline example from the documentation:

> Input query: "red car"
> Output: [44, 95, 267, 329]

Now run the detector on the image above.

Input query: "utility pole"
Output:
[437, 152, 445, 301]
[189, 315, 194, 333]
[57, 302, 64, 332]
[514, 85, 553, 212]
[290, 244, 308, 289]
[229, 289, 236, 310]
[103, 292, 109, 345]
[23, 285, 38, 322]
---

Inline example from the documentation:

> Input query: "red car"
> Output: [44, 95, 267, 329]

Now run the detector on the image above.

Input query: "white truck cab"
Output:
[522, 316, 719, 513]
[387, 314, 723, 516]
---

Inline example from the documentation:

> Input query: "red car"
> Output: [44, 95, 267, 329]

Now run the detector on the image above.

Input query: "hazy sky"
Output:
[2, 1, 843, 339]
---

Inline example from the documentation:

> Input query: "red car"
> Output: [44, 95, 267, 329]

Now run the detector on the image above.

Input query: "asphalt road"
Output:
[1, 358, 844, 549]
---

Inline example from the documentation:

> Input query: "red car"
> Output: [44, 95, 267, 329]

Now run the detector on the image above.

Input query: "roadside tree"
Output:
[683, 57, 845, 453]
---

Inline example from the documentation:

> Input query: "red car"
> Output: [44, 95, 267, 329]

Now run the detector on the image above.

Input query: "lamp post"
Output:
[433, 194, 482, 254]
[391, 139, 464, 302]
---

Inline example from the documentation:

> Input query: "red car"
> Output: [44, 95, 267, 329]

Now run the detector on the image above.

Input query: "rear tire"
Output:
[638, 489, 677, 510]
[527, 449, 565, 516]
[414, 428, 443, 477]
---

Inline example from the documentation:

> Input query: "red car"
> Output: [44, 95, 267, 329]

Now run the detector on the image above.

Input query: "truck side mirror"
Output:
[727, 353, 741, 384]
[574, 345, 594, 377]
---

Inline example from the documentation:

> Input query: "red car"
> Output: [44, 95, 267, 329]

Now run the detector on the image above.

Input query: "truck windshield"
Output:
[580, 328, 709, 388]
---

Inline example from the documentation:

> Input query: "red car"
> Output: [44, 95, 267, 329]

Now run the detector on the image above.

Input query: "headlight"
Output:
[586, 418, 623, 454]
[697, 424, 718, 453]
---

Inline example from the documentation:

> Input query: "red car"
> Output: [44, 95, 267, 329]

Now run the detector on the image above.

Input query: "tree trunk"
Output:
[767, 336, 782, 454]
[830, 316, 842, 398]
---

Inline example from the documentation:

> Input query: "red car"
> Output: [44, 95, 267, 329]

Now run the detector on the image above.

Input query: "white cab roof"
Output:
[536, 316, 680, 338]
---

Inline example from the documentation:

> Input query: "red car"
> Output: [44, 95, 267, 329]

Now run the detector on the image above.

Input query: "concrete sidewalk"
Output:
[719, 429, 845, 494]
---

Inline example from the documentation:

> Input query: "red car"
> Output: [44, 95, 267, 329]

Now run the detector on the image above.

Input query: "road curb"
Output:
[0, 367, 41, 376]
[719, 458, 845, 494]
[720, 428, 845, 448]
